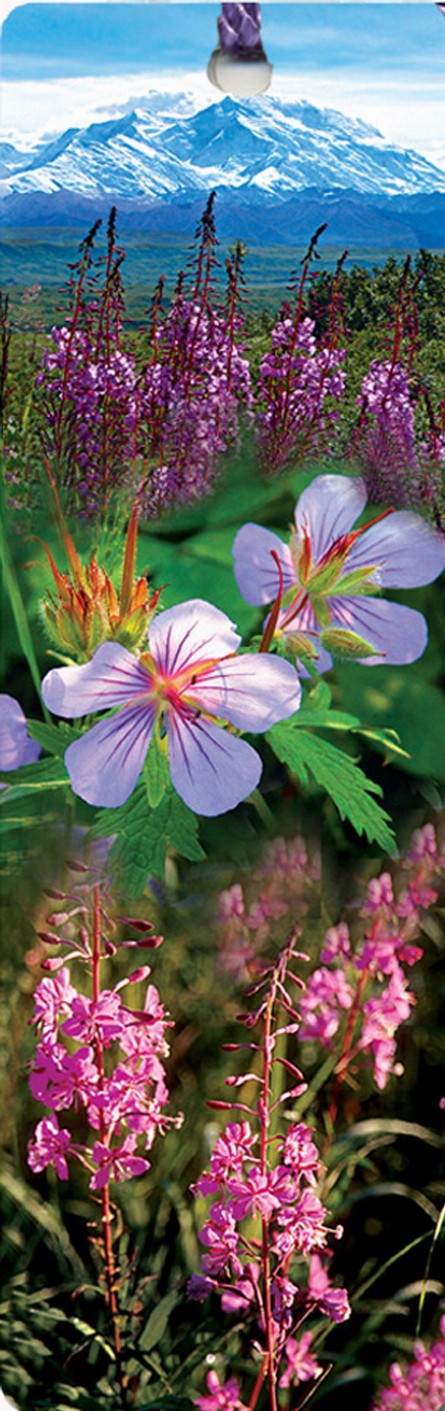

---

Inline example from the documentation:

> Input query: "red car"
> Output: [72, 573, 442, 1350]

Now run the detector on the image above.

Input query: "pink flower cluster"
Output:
[189, 936, 350, 1401]
[257, 312, 346, 473]
[27, 890, 179, 1191]
[371, 1317, 445, 1410]
[217, 834, 320, 980]
[189, 1115, 349, 1385]
[299, 823, 444, 1090]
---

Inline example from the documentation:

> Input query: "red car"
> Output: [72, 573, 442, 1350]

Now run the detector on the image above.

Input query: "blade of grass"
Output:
[1, 488, 50, 719]
[416, 1197, 445, 1335]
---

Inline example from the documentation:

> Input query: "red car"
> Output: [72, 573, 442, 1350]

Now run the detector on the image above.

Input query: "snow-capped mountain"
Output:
[2, 93, 445, 202]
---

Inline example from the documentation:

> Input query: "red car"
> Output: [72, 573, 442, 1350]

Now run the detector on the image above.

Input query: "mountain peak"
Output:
[2, 90, 444, 203]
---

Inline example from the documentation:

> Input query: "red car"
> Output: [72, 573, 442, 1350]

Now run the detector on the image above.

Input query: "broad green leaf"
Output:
[267, 720, 396, 853]
[138, 1290, 179, 1354]
[0, 756, 69, 803]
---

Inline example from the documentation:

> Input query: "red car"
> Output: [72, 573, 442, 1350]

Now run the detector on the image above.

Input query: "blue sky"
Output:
[3, 4, 444, 79]
[2, 4, 445, 168]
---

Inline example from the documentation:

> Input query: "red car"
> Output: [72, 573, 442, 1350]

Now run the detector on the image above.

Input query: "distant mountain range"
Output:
[1, 93, 445, 246]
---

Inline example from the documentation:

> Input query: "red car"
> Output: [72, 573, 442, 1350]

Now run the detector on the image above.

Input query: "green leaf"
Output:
[138, 1290, 179, 1354]
[27, 720, 82, 757]
[267, 720, 396, 852]
[336, 665, 445, 779]
[0, 484, 50, 717]
[143, 729, 170, 809]
[296, 679, 360, 730]
[294, 681, 409, 758]
[0, 756, 69, 803]
[91, 786, 204, 896]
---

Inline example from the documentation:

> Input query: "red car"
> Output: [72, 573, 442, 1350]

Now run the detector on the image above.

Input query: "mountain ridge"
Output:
[2, 93, 445, 204]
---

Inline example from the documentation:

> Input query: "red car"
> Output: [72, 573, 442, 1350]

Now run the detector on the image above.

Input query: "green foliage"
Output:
[91, 785, 205, 896]
[336, 665, 445, 780]
[268, 682, 397, 852]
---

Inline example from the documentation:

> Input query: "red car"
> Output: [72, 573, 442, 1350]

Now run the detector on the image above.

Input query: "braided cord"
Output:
[218, 3, 264, 55]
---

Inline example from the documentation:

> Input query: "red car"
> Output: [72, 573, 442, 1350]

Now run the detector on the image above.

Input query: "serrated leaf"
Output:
[267, 721, 396, 853]
[27, 719, 82, 757]
[297, 680, 360, 731]
[90, 786, 204, 896]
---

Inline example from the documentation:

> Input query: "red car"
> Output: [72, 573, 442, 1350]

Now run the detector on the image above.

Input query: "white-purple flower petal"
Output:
[232, 524, 295, 606]
[190, 653, 301, 730]
[42, 642, 152, 718]
[64, 703, 156, 807]
[166, 712, 263, 816]
[345, 510, 445, 587]
[329, 596, 428, 666]
[42, 599, 303, 816]
[294, 474, 368, 561]
[0, 694, 41, 771]
[148, 599, 241, 674]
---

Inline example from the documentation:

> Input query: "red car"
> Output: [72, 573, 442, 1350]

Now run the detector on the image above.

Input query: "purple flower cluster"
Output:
[257, 313, 345, 473]
[36, 205, 251, 518]
[139, 296, 252, 515]
[37, 327, 138, 511]
[371, 1316, 445, 1410]
[355, 359, 419, 506]
[299, 823, 444, 1091]
[27, 887, 178, 1192]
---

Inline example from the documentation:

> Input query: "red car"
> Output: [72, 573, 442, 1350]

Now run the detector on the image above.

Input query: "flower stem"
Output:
[92, 886, 130, 1410]
[260, 992, 278, 1411]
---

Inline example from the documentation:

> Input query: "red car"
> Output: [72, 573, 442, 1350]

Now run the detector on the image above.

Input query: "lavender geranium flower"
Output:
[0, 695, 41, 771]
[41, 599, 301, 815]
[233, 473, 445, 672]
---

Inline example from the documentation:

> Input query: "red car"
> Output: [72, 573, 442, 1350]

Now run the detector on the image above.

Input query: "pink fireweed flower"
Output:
[308, 1253, 351, 1322]
[371, 1316, 445, 1410]
[279, 1331, 322, 1388]
[195, 1371, 248, 1411]
[62, 990, 125, 1047]
[29, 1041, 99, 1110]
[32, 968, 76, 1039]
[90, 1134, 150, 1190]
[0, 695, 41, 771]
[41, 599, 301, 814]
[232, 473, 445, 672]
[27, 1113, 71, 1180]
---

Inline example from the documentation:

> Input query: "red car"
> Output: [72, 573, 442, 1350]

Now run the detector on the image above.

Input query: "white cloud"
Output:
[2, 64, 444, 171]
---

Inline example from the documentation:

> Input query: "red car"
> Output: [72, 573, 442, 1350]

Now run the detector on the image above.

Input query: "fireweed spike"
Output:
[232, 473, 445, 672]
[41, 599, 302, 815]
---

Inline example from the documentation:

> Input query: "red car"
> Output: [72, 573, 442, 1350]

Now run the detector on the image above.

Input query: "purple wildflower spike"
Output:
[41, 599, 301, 814]
[233, 473, 445, 672]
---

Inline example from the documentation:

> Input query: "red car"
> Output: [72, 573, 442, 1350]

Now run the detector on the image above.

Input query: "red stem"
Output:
[92, 887, 129, 1409]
